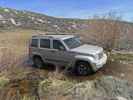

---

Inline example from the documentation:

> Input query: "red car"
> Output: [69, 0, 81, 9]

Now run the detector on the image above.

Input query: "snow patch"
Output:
[4, 9, 10, 12]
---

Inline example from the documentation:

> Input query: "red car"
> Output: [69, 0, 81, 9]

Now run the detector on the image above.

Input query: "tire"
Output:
[33, 56, 44, 68]
[76, 62, 93, 76]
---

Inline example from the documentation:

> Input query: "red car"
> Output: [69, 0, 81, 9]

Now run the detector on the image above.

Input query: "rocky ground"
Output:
[0, 58, 133, 100]
[38, 76, 133, 100]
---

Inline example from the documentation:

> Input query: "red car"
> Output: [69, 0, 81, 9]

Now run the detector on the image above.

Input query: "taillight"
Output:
[29, 40, 32, 57]
[29, 47, 31, 57]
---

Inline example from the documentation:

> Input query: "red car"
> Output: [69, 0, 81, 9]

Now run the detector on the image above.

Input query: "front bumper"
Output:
[91, 53, 107, 71]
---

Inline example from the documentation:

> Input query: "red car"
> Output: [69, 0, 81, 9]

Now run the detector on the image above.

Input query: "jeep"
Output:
[29, 34, 107, 76]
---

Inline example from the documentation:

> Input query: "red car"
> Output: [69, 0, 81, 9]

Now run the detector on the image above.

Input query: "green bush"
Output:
[0, 77, 9, 89]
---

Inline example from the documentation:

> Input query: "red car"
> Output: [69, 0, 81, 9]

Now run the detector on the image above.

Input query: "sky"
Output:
[0, 0, 133, 22]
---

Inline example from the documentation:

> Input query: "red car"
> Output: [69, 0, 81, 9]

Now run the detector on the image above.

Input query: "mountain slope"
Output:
[0, 7, 88, 32]
[0, 7, 133, 50]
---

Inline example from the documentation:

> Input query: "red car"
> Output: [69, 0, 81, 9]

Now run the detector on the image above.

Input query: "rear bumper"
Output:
[91, 53, 107, 71]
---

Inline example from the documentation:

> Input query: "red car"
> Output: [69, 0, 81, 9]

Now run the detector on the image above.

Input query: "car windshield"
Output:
[64, 37, 82, 49]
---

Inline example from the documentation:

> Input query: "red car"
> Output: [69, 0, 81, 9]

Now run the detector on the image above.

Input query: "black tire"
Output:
[76, 62, 93, 76]
[33, 56, 44, 68]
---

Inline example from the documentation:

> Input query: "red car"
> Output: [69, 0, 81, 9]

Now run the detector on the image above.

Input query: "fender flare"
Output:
[32, 53, 44, 61]
[74, 55, 94, 69]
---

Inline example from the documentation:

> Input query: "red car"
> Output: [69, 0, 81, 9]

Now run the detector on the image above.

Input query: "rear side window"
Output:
[40, 39, 50, 48]
[31, 39, 38, 47]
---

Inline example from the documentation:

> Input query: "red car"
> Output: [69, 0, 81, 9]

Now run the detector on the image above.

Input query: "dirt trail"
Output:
[0, 60, 133, 100]
[19, 60, 133, 83]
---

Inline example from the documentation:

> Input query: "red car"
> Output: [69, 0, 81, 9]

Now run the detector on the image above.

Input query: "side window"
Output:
[53, 40, 65, 50]
[31, 39, 38, 47]
[40, 39, 50, 48]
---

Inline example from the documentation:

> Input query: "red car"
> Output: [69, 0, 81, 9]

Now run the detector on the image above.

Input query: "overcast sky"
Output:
[0, 0, 133, 22]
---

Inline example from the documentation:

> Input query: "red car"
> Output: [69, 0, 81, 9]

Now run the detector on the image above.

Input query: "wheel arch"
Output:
[32, 54, 43, 61]
[74, 55, 94, 69]
[75, 59, 91, 67]
[74, 59, 94, 75]
[74, 58, 94, 72]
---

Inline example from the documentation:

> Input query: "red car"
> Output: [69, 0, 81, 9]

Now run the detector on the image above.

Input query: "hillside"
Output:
[0, 7, 88, 32]
[0, 7, 133, 50]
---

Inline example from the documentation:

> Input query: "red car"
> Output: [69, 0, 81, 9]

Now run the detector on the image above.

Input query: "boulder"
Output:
[39, 79, 74, 98]
[39, 76, 133, 100]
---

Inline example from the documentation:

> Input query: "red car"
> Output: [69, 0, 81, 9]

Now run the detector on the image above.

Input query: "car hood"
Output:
[70, 44, 103, 55]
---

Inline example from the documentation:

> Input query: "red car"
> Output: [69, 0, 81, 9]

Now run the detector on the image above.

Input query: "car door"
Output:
[38, 38, 52, 63]
[49, 39, 74, 66]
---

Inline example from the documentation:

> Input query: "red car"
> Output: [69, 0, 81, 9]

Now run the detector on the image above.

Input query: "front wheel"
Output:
[76, 62, 93, 76]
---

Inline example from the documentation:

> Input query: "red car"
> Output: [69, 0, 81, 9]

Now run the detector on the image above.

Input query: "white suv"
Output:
[29, 34, 107, 76]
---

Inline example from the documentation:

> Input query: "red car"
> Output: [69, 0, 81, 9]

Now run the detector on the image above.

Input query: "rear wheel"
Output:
[76, 62, 93, 76]
[33, 56, 44, 68]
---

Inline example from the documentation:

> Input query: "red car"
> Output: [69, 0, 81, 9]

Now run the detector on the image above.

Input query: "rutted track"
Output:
[23, 59, 133, 82]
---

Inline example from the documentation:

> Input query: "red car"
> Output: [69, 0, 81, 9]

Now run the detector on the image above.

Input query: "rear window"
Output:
[40, 39, 50, 48]
[31, 39, 38, 47]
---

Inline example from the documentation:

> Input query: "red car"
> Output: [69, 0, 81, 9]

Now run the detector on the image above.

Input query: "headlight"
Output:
[98, 52, 104, 59]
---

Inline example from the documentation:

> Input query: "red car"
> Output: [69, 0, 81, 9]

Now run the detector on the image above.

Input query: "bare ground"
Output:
[20, 60, 133, 83]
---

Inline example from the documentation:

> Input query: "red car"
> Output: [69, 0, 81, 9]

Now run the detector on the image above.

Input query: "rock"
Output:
[116, 96, 127, 100]
[53, 24, 58, 28]
[37, 18, 44, 23]
[39, 79, 74, 94]
[87, 96, 127, 100]
[10, 18, 17, 25]
[38, 76, 133, 100]
[120, 73, 125, 77]
[66, 76, 133, 100]
[0, 76, 131, 100]
[39, 78, 74, 99]
[0, 15, 4, 20]
[111, 59, 115, 62]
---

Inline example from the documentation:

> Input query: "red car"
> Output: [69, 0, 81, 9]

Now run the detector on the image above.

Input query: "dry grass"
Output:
[0, 29, 46, 99]
[0, 29, 44, 55]
[0, 28, 133, 100]
[0, 29, 45, 77]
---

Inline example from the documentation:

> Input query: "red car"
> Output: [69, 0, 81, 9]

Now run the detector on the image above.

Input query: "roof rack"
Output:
[45, 33, 70, 35]
[32, 32, 75, 38]
[32, 34, 44, 37]
[32, 34, 53, 38]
